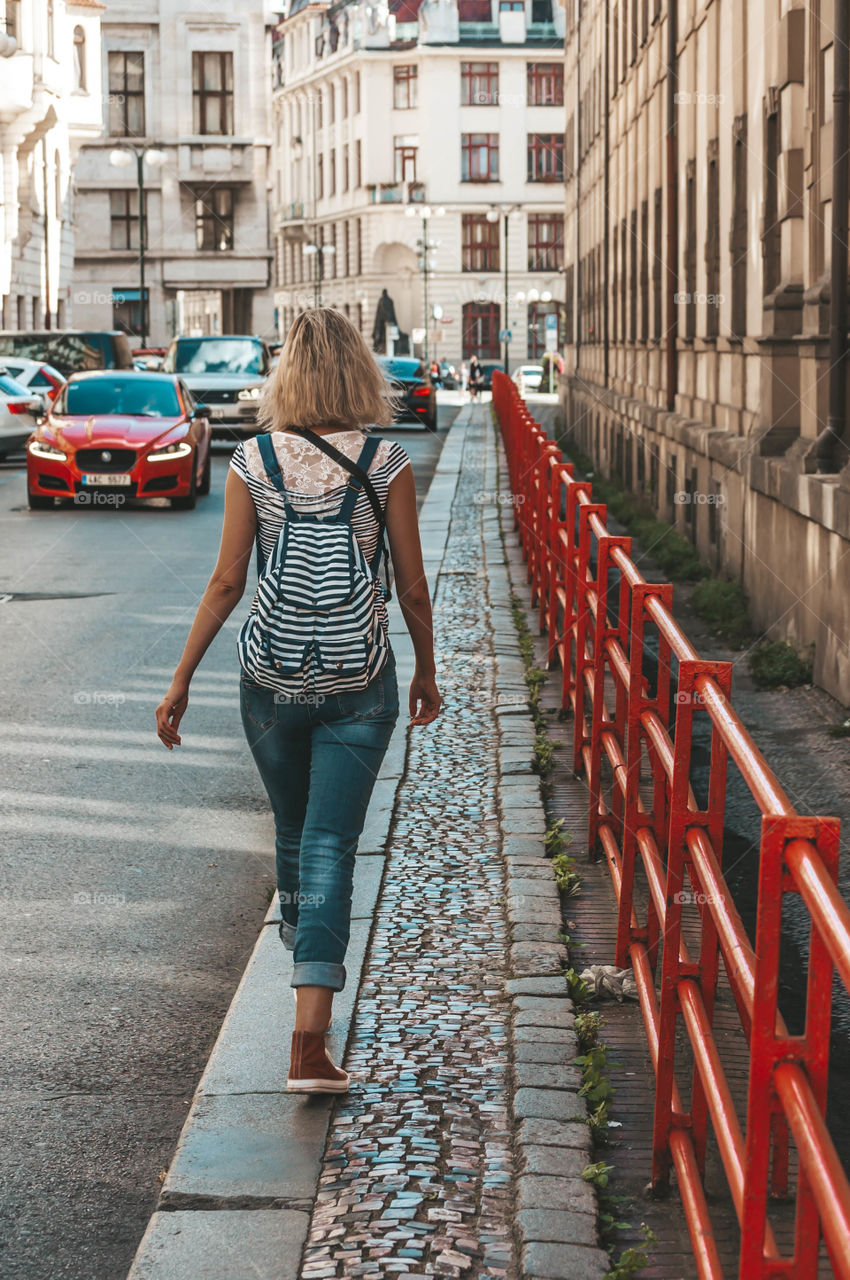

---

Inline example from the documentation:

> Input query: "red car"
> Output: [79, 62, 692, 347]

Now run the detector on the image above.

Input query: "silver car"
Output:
[161, 336, 271, 441]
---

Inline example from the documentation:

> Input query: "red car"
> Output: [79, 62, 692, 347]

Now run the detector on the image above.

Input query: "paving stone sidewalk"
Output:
[126, 406, 608, 1280]
[298, 410, 606, 1280]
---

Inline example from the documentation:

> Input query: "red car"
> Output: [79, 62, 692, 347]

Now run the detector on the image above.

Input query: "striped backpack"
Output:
[236, 430, 390, 697]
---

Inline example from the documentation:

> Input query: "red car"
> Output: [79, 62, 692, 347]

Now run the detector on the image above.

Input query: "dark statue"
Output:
[372, 288, 409, 355]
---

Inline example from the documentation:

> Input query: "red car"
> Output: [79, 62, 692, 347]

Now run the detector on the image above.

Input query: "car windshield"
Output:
[164, 338, 266, 376]
[377, 358, 424, 380]
[55, 378, 181, 417]
[0, 374, 31, 397]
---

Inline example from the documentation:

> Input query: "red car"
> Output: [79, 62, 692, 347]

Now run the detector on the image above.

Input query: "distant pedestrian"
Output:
[468, 354, 483, 402]
[460, 360, 469, 393]
[156, 308, 442, 1094]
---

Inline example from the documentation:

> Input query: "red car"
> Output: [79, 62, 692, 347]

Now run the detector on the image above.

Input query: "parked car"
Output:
[132, 347, 167, 371]
[26, 371, 212, 510]
[0, 373, 43, 459]
[0, 330, 135, 378]
[439, 361, 459, 390]
[376, 356, 437, 431]
[161, 335, 271, 440]
[512, 364, 545, 393]
[477, 362, 503, 391]
[0, 357, 65, 412]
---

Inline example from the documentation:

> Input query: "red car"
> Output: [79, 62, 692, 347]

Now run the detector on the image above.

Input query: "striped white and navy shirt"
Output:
[230, 429, 411, 632]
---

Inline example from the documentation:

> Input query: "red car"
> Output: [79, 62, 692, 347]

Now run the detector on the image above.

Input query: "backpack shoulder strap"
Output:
[336, 436, 382, 524]
[256, 432, 301, 521]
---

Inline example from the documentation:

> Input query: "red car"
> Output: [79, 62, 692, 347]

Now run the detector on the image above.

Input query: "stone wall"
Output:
[557, 374, 850, 705]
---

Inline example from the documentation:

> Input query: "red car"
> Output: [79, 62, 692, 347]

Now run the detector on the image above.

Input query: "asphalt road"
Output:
[0, 403, 458, 1280]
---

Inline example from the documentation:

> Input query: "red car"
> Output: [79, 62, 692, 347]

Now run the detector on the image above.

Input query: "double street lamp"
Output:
[486, 203, 523, 378]
[109, 144, 167, 347]
[406, 203, 445, 366]
[303, 240, 335, 306]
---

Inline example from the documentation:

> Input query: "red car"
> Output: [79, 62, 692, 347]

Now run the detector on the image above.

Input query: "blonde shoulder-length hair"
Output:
[257, 307, 398, 432]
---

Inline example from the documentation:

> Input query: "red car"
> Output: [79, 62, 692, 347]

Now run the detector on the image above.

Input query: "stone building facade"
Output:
[71, 0, 275, 344]
[560, 0, 850, 702]
[271, 0, 567, 369]
[0, 0, 104, 330]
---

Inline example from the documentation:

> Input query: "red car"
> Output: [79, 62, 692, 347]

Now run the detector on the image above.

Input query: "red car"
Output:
[26, 370, 212, 511]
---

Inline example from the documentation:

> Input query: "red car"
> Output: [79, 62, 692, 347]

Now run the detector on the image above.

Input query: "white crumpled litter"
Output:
[579, 965, 639, 1002]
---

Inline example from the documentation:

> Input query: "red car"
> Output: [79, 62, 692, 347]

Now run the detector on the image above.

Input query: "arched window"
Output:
[73, 25, 86, 91]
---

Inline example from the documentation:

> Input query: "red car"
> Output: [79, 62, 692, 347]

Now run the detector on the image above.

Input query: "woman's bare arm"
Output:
[384, 464, 441, 726]
[155, 470, 256, 749]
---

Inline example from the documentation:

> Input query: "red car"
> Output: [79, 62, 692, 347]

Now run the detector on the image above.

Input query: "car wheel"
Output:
[171, 460, 197, 511]
[198, 446, 211, 496]
[28, 491, 55, 510]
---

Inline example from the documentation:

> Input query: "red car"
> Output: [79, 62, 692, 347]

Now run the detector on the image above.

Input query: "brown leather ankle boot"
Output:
[287, 1031, 350, 1093]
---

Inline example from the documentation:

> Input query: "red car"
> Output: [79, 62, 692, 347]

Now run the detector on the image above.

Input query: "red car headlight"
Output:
[147, 441, 193, 462]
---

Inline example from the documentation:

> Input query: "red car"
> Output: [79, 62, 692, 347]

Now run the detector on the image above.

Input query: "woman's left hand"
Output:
[156, 678, 189, 750]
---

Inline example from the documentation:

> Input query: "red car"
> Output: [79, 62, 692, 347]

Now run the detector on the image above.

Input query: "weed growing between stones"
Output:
[748, 639, 814, 689]
[575, 1009, 604, 1050]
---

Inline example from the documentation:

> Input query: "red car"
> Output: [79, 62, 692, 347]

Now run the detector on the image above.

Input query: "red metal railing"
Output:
[492, 372, 850, 1280]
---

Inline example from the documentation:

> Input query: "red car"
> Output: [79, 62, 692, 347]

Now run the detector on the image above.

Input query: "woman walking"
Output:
[155, 309, 441, 1094]
[468, 353, 482, 402]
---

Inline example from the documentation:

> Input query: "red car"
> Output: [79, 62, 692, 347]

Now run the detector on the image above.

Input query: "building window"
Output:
[355, 139, 362, 188]
[462, 214, 500, 272]
[705, 138, 719, 338]
[329, 147, 336, 195]
[354, 70, 360, 113]
[342, 78, 349, 117]
[531, 0, 553, 20]
[109, 189, 142, 250]
[73, 26, 86, 91]
[317, 154, 324, 199]
[356, 217, 362, 274]
[343, 220, 350, 275]
[394, 137, 418, 183]
[317, 87, 323, 129]
[462, 301, 501, 359]
[192, 52, 234, 135]
[461, 133, 499, 182]
[108, 52, 145, 137]
[461, 62, 499, 106]
[629, 208, 637, 342]
[343, 143, 350, 192]
[328, 82, 335, 124]
[195, 187, 234, 250]
[527, 213, 563, 270]
[731, 114, 748, 337]
[763, 101, 781, 297]
[653, 186, 662, 340]
[393, 65, 418, 109]
[527, 134, 564, 182]
[527, 62, 563, 106]
[684, 158, 696, 340]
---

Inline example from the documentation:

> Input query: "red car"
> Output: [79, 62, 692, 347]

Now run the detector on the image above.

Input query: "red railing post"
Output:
[617, 582, 674, 970]
[586, 533, 631, 860]
[560, 480, 592, 718]
[545, 464, 572, 669]
[572, 502, 606, 777]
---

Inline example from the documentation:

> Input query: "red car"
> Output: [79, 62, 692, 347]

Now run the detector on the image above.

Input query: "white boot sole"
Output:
[286, 1075, 350, 1093]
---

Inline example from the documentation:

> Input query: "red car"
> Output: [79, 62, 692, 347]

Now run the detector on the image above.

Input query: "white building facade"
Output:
[0, 0, 104, 330]
[271, 0, 566, 369]
[71, 0, 276, 345]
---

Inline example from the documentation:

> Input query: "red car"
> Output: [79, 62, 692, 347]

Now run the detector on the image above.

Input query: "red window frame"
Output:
[527, 133, 564, 182]
[461, 133, 499, 182]
[461, 214, 500, 272]
[394, 142, 417, 182]
[527, 61, 564, 106]
[462, 301, 501, 359]
[393, 65, 418, 109]
[461, 61, 499, 106]
[527, 213, 564, 270]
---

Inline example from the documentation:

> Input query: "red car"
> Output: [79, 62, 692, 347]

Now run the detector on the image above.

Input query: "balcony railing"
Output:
[367, 182, 427, 205]
[277, 201, 305, 221]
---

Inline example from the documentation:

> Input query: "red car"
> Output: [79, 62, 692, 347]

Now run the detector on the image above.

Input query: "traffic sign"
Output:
[544, 312, 558, 351]
[499, 328, 512, 342]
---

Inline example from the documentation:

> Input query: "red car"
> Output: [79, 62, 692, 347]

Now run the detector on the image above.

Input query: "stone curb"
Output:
[125, 411, 473, 1280]
[482, 416, 608, 1280]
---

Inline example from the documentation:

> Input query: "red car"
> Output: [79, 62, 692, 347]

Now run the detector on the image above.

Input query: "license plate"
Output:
[82, 473, 132, 486]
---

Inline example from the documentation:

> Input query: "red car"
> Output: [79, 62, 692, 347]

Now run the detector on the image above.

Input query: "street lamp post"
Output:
[487, 204, 522, 378]
[406, 203, 444, 365]
[109, 144, 166, 346]
[303, 240, 336, 306]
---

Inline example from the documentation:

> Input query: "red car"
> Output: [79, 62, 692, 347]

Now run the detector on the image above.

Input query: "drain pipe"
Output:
[603, 0, 610, 388]
[816, 6, 849, 473]
[665, 0, 678, 410]
[575, 0, 582, 377]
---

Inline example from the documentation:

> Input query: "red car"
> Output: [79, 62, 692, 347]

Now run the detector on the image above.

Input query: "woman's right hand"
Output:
[409, 670, 441, 726]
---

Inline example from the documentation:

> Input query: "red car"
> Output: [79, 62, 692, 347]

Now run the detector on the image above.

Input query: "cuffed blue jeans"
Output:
[240, 650, 399, 992]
